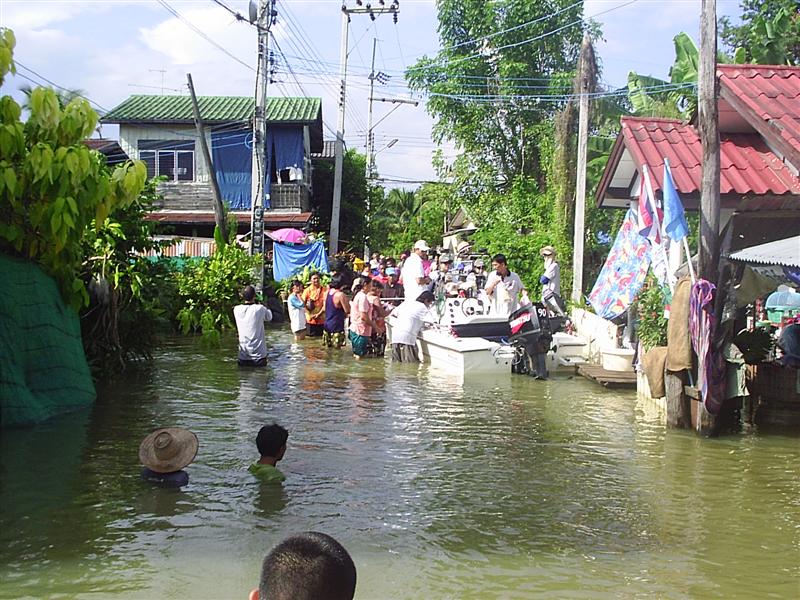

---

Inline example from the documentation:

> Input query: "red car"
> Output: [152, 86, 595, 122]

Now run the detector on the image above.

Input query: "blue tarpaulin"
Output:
[273, 241, 329, 281]
[269, 126, 304, 170]
[211, 130, 252, 210]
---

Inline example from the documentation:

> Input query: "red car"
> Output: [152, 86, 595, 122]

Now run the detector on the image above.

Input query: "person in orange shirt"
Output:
[301, 272, 327, 337]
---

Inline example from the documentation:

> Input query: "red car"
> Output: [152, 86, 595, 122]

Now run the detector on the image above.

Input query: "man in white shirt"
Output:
[484, 253, 523, 316]
[400, 239, 431, 304]
[233, 285, 273, 367]
[390, 291, 435, 362]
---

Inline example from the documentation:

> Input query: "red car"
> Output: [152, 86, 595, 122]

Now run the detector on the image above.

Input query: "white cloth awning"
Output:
[728, 235, 800, 268]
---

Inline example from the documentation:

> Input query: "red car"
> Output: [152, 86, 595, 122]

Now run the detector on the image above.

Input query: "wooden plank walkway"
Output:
[578, 364, 637, 388]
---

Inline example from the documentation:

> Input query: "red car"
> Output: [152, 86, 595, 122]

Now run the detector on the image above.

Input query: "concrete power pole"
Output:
[698, 0, 720, 281]
[330, 1, 400, 255]
[571, 32, 592, 304]
[363, 38, 378, 261]
[250, 0, 273, 265]
[186, 73, 228, 244]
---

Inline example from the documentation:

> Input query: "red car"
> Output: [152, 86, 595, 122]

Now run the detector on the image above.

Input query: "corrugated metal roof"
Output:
[729, 235, 800, 268]
[103, 95, 321, 124]
[718, 64, 800, 167]
[619, 116, 800, 196]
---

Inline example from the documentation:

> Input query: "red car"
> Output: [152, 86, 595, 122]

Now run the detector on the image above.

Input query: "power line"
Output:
[209, 0, 250, 23]
[407, 0, 639, 74]
[156, 0, 254, 72]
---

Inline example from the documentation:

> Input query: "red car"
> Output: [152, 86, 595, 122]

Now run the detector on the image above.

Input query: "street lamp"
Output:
[375, 138, 398, 155]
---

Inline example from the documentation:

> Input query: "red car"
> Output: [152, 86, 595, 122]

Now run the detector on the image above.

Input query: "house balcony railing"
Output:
[269, 183, 310, 213]
[153, 181, 310, 213]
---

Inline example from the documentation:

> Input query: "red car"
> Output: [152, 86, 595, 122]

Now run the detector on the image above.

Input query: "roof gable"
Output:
[596, 116, 800, 209]
[718, 64, 800, 169]
[102, 94, 321, 125]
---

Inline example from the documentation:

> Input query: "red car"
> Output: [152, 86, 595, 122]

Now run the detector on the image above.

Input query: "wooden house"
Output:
[102, 94, 324, 236]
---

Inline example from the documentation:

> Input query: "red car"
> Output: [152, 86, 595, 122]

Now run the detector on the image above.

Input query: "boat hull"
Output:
[416, 328, 513, 375]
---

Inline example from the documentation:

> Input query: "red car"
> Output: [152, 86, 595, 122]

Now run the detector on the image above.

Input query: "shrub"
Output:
[636, 277, 669, 350]
[175, 242, 261, 343]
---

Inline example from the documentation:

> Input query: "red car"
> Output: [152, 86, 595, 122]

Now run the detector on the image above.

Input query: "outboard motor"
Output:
[508, 303, 565, 379]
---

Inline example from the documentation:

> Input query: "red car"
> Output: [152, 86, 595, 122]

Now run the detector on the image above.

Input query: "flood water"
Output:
[1, 330, 798, 599]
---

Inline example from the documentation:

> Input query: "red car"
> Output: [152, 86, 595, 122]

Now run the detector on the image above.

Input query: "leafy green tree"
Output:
[720, 0, 800, 65]
[312, 149, 377, 253]
[175, 240, 261, 344]
[407, 0, 585, 195]
[626, 33, 699, 119]
[0, 28, 146, 310]
[19, 83, 86, 111]
[80, 177, 180, 375]
[370, 184, 448, 255]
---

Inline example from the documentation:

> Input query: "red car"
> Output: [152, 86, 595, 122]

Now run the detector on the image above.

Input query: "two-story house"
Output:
[102, 94, 324, 237]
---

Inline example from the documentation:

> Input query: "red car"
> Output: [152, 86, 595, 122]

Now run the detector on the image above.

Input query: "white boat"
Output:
[417, 325, 514, 375]
[547, 331, 588, 373]
[386, 316, 513, 376]
[386, 298, 587, 377]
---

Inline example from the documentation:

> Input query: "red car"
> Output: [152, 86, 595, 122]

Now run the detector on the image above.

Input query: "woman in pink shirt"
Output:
[349, 278, 376, 359]
[368, 280, 388, 357]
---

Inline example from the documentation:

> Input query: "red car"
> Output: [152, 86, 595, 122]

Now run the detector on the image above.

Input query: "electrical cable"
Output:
[156, 0, 255, 72]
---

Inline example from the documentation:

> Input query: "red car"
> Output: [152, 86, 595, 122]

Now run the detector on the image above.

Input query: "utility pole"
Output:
[250, 0, 274, 266]
[363, 37, 378, 261]
[698, 0, 720, 281]
[571, 32, 592, 304]
[696, 0, 720, 433]
[187, 73, 228, 243]
[330, 0, 400, 255]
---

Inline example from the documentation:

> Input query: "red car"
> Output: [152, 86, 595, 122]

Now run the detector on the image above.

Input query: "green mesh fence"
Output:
[0, 254, 95, 427]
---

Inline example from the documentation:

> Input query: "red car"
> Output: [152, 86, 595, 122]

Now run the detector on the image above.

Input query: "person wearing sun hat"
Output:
[539, 245, 566, 316]
[139, 427, 199, 487]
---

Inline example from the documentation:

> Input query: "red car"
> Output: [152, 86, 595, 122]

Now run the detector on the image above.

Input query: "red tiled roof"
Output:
[718, 64, 800, 167]
[619, 116, 800, 196]
[144, 211, 312, 225]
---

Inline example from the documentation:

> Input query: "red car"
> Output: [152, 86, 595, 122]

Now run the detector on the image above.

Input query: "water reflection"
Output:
[0, 331, 798, 600]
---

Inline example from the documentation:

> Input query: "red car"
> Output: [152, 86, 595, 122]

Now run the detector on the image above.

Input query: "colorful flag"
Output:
[637, 167, 663, 244]
[662, 159, 689, 242]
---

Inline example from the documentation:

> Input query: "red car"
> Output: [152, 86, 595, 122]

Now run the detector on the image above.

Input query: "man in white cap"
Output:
[539, 245, 565, 315]
[400, 240, 431, 304]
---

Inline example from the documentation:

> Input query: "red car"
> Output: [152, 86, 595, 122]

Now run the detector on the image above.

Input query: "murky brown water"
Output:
[1, 330, 798, 599]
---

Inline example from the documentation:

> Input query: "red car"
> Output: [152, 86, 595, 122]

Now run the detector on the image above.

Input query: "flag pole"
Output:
[664, 159, 697, 283]
[642, 164, 674, 293]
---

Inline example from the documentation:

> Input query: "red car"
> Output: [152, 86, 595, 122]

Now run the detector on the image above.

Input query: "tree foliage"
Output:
[80, 177, 180, 375]
[175, 238, 261, 344]
[369, 184, 447, 255]
[313, 149, 377, 253]
[0, 28, 147, 310]
[626, 33, 699, 119]
[720, 0, 800, 65]
[407, 0, 585, 194]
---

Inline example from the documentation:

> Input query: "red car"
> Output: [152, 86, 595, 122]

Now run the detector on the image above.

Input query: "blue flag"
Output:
[662, 159, 689, 241]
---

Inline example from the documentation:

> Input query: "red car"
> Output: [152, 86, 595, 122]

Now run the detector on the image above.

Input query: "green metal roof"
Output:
[102, 95, 321, 125]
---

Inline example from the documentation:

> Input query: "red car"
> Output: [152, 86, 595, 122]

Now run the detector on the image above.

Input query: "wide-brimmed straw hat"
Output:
[539, 245, 556, 257]
[139, 427, 198, 473]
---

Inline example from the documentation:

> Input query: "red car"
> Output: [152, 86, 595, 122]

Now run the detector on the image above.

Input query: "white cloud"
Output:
[0, 0, 85, 30]
[139, 6, 256, 68]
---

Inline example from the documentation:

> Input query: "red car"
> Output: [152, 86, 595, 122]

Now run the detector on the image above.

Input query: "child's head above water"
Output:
[256, 423, 289, 459]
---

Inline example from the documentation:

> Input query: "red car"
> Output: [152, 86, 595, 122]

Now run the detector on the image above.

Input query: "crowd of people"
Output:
[232, 239, 565, 365]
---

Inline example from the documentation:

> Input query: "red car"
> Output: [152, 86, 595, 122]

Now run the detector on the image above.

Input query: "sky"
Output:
[0, 0, 743, 187]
